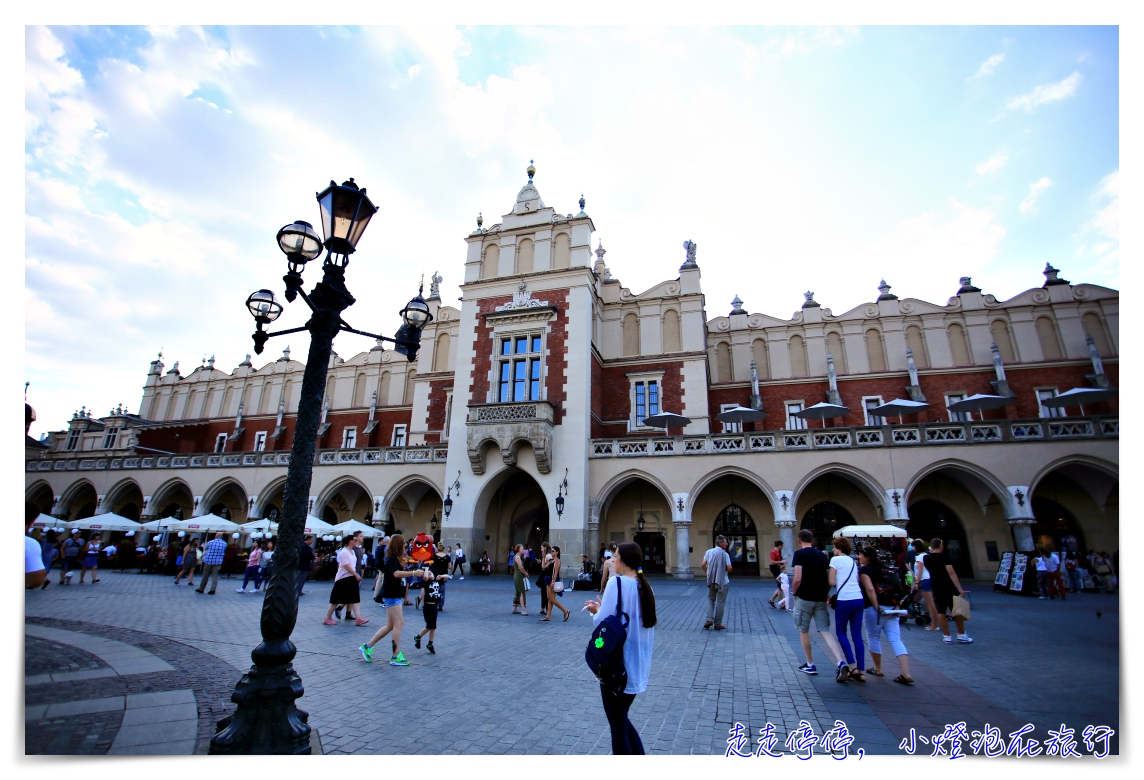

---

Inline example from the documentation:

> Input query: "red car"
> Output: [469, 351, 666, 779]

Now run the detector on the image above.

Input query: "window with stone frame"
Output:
[341, 427, 356, 449]
[785, 401, 807, 430]
[215, 433, 228, 453]
[720, 403, 742, 433]
[391, 424, 407, 448]
[442, 390, 453, 441]
[945, 392, 969, 422]
[254, 431, 267, 452]
[497, 334, 544, 403]
[627, 370, 665, 430]
[65, 428, 80, 451]
[1035, 388, 1066, 419]
[862, 396, 885, 426]
[102, 427, 119, 449]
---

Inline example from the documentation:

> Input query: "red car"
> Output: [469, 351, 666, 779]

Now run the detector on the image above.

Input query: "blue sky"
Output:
[24, 25, 1119, 436]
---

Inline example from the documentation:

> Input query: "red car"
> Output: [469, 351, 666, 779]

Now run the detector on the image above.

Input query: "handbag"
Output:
[553, 573, 565, 594]
[372, 572, 385, 603]
[828, 558, 855, 610]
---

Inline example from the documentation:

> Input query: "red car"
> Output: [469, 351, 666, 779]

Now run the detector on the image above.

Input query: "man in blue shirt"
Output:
[196, 532, 228, 595]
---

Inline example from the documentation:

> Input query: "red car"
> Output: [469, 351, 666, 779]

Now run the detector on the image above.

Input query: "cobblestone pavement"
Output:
[24, 571, 1119, 755]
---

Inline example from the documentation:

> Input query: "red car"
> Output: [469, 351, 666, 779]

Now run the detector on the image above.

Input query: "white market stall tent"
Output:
[304, 515, 337, 535]
[67, 514, 143, 533]
[31, 514, 66, 530]
[331, 519, 383, 539]
[239, 518, 279, 535]
[163, 514, 242, 533]
[833, 524, 908, 539]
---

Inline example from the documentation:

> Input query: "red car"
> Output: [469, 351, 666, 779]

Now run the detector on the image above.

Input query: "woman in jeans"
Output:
[858, 546, 913, 685]
[237, 540, 262, 593]
[585, 541, 657, 754]
[828, 536, 865, 683]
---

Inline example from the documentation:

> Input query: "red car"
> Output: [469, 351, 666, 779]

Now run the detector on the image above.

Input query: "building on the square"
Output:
[26, 165, 1119, 579]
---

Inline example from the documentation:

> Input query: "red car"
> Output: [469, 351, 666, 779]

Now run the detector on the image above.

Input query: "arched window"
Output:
[789, 334, 808, 377]
[865, 328, 886, 372]
[1035, 317, 1062, 360]
[1082, 312, 1112, 356]
[203, 388, 217, 418]
[662, 310, 681, 353]
[826, 332, 846, 372]
[324, 376, 335, 409]
[800, 501, 857, 550]
[164, 392, 178, 421]
[713, 504, 758, 577]
[378, 372, 391, 406]
[404, 369, 417, 405]
[905, 325, 928, 367]
[990, 320, 1016, 363]
[622, 313, 640, 356]
[481, 244, 500, 279]
[280, 381, 292, 413]
[220, 387, 233, 417]
[516, 238, 534, 274]
[552, 233, 570, 269]
[715, 342, 732, 383]
[433, 333, 451, 372]
[752, 338, 769, 378]
[947, 323, 971, 365]
[260, 381, 273, 414]
[241, 384, 253, 412]
[353, 372, 367, 407]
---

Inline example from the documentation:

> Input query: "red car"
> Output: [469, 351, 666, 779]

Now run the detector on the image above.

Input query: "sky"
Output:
[24, 25, 1119, 437]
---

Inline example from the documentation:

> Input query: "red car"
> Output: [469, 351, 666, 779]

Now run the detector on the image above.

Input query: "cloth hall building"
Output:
[26, 167, 1119, 580]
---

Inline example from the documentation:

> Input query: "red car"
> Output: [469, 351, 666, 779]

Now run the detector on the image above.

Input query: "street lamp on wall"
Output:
[555, 468, 568, 519]
[443, 471, 461, 520]
[212, 177, 433, 756]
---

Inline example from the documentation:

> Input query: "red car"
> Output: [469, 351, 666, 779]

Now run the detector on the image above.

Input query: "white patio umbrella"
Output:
[31, 514, 65, 530]
[946, 393, 1014, 421]
[715, 406, 767, 425]
[641, 411, 692, 431]
[303, 515, 337, 534]
[867, 398, 930, 424]
[332, 519, 382, 539]
[164, 514, 242, 533]
[834, 524, 908, 539]
[68, 514, 143, 533]
[239, 518, 279, 535]
[792, 402, 850, 428]
[1039, 386, 1119, 411]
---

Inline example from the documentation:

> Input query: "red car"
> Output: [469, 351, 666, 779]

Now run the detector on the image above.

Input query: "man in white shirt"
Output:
[25, 503, 47, 589]
[453, 544, 465, 579]
[1045, 549, 1067, 600]
[701, 535, 733, 630]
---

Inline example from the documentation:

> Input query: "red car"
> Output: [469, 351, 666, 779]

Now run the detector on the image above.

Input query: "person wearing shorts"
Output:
[511, 544, 528, 615]
[790, 529, 846, 677]
[414, 569, 450, 654]
[767, 540, 785, 608]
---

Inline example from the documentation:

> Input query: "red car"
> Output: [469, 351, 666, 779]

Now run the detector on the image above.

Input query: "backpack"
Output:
[585, 577, 630, 694]
[876, 569, 906, 607]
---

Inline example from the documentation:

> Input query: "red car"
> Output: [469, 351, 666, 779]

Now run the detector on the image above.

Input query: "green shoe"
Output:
[359, 644, 373, 663]
[414, 635, 421, 649]
[389, 653, 410, 666]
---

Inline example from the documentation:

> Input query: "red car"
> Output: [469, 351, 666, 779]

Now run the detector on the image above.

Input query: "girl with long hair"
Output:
[173, 538, 200, 587]
[542, 546, 570, 622]
[324, 535, 368, 627]
[585, 541, 657, 755]
[237, 539, 262, 593]
[858, 546, 913, 685]
[359, 534, 427, 667]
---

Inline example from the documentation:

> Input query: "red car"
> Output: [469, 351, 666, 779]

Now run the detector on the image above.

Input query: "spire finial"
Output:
[476, 212, 483, 229]
[578, 193, 586, 214]
[595, 240, 606, 261]
[527, 160, 535, 182]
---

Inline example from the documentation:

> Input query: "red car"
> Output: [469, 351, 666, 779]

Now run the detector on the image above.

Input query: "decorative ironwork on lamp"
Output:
[555, 468, 568, 519]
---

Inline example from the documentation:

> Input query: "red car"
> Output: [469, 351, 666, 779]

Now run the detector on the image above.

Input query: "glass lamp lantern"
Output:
[315, 178, 377, 263]
[443, 494, 453, 519]
[246, 289, 283, 323]
[555, 493, 565, 517]
[277, 220, 324, 272]
[400, 291, 432, 329]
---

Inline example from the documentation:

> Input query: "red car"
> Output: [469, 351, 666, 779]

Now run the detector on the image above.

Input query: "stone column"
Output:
[587, 499, 601, 569]
[773, 490, 796, 566]
[1006, 486, 1036, 552]
[671, 492, 693, 579]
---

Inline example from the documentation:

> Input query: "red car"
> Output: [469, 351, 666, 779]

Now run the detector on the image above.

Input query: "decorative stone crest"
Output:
[495, 280, 550, 312]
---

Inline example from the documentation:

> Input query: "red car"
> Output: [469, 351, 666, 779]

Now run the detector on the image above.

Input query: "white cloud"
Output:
[1072, 171, 1118, 285]
[1019, 177, 1051, 214]
[971, 52, 1004, 80]
[1006, 71, 1082, 112]
[975, 151, 1008, 175]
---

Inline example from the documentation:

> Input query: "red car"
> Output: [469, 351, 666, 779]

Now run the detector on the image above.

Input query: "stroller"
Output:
[900, 589, 932, 626]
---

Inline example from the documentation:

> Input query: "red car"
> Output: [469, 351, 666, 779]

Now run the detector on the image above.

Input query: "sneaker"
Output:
[427, 642, 435, 655]
[459, 577, 464, 580]
[236, 588, 246, 593]
[414, 635, 421, 649]
[344, 614, 354, 621]
[956, 634, 974, 643]
[359, 644, 373, 663]
[335, 606, 343, 619]
[1039, 596, 1046, 600]
[798, 663, 817, 675]
[835, 662, 850, 683]
[389, 653, 410, 667]
[323, 618, 337, 626]
[943, 635, 953, 644]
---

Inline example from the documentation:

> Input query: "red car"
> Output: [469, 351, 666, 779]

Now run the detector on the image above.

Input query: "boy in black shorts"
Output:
[414, 570, 450, 654]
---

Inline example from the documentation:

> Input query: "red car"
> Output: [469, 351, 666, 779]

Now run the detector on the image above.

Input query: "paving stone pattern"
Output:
[25, 572, 1118, 755]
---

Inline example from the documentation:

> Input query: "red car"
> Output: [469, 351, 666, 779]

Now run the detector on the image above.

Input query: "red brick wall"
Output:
[590, 354, 605, 437]
[424, 378, 454, 444]
[468, 290, 571, 421]
[594, 360, 686, 438]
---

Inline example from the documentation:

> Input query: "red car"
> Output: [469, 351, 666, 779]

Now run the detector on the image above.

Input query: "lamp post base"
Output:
[209, 661, 311, 755]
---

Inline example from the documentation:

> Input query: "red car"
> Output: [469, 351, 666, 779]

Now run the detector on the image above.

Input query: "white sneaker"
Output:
[236, 588, 245, 593]
[943, 635, 953, 644]
[956, 634, 974, 643]
[460, 576, 465, 580]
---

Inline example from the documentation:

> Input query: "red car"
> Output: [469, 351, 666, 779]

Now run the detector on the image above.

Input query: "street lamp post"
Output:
[210, 178, 432, 755]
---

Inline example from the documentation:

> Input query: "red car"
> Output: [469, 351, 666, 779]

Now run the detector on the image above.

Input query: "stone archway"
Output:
[690, 473, 776, 578]
[475, 467, 549, 574]
[907, 499, 973, 579]
[26, 481, 55, 516]
[597, 475, 673, 574]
